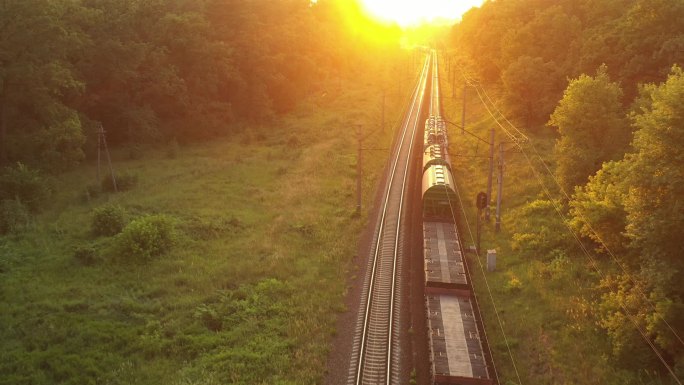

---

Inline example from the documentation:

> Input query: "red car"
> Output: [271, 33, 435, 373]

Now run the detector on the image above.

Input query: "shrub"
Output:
[101, 172, 138, 192]
[83, 183, 102, 201]
[0, 199, 30, 234]
[91, 204, 126, 236]
[504, 275, 523, 293]
[0, 162, 50, 211]
[115, 215, 175, 261]
[194, 304, 223, 332]
[73, 244, 99, 266]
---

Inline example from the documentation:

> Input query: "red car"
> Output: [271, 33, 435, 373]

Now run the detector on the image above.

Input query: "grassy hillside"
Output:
[0, 62, 413, 385]
[439, 59, 672, 385]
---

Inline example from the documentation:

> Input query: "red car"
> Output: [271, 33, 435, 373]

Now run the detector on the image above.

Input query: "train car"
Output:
[435, 118, 447, 145]
[423, 220, 468, 293]
[426, 294, 493, 385]
[423, 143, 452, 173]
[425, 116, 437, 146]
[422, 164, 458, 219]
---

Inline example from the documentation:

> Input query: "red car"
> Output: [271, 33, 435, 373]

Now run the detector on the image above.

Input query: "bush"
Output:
[0, 162, 50, 211]
[115, 215, 175, 261]
[101, 172, 138, 192]
[91, 204, 126, 236]
[83, 183, 102, 201]
[73, 244, 99, 266]
[0, 199, 30, 234]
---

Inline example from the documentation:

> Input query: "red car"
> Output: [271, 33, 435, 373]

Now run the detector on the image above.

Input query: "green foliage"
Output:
[115, 215, 176, 261]
[0, 162, 51, 212]
[571, 66, 684, 374]
[0, 0, 86, 170]
[0, 0, 402, 171]
[73, 244, 99, 266]
[569, 161, 630, 255]
[510, 199, 572, 256]
[597, 261, 684, 370]
[0, 199, 30, 234]
[504, 275, 523, 293]
[101, 172, 138, 192]
[549, 66, 629, 192]
[91, 204, 126, 236]
[625, 66, 684, 266]
[453, 0, 683, 126]
[501, 56, 562, 127]
[0, 53, 391, 385]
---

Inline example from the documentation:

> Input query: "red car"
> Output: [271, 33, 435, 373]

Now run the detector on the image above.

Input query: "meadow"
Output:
[0, 63, 411, 385]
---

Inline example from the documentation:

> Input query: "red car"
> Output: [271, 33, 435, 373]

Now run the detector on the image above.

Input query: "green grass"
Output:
[0, 63, 410, 385]
[439, 59, 670, 385]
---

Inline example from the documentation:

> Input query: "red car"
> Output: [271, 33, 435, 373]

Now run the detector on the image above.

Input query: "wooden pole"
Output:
[495, 143, 504, 232]
[356, 125, 362, 214]
[486, 128, 495, 221]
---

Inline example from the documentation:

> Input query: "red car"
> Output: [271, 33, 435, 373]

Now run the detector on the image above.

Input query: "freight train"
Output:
[421, 51, 496, 385]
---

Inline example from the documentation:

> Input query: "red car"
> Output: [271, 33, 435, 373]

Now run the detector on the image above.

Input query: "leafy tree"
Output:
[569, 160, 630, 256]
[624, 66, 684, 269]
[501, 56, 563, 127]
[0, 162, 51, 212]
[577, 67, 684, 373]
[500, 5, 582, 74]
[0, 0, 86, 170]
[549, 66, 629, 193]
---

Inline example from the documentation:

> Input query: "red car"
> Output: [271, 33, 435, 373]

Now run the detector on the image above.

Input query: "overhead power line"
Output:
[458, 63, 683, 383]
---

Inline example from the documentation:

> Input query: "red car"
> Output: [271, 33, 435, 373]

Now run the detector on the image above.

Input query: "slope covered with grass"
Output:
[0, 62, 411, 385]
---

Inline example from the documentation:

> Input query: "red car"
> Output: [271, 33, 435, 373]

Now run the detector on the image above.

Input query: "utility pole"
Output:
[97, 123, 117, 192]
[381, 88, 385, 133]
[452, 65, 457, 99]
[356, 125, 362, 215]
[461, 81, 466, 135]
[486, 128, 495, 221]
[495, 143, 504, 232]
[476, 192, 487, 254]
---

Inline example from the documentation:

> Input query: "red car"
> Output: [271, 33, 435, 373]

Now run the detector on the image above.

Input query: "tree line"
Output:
[451, 0, 684, 376]
[0, 0, 401, 172]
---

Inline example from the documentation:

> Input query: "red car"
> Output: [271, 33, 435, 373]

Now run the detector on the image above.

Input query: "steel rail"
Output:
[351, 54, 431, 385]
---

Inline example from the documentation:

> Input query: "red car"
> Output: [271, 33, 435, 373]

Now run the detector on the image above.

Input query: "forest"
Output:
[0, 1, 406, 383]
[451, 0, 684, 380]
[0, 0, 400, 170]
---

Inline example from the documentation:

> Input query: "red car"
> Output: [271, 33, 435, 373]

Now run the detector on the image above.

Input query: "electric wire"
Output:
[473, 74, 684, 350]
[433, 52, 521, 385]
[518, 149, 683, 385]
[465, 67, 684, 382]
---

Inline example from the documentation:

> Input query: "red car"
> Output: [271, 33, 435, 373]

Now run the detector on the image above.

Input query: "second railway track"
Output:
[349, 54, 431, 385]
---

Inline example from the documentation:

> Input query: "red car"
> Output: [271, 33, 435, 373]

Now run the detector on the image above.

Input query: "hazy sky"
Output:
[358, 0, 485, 26]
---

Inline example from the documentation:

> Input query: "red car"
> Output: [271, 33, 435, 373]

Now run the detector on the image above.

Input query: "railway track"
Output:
[348, 54, 431, 385]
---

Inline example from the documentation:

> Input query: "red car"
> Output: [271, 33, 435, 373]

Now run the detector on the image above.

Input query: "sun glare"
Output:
[358, 0, 484, 26]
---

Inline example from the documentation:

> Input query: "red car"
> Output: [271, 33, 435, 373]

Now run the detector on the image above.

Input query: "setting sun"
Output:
[358, 0, 484, 26]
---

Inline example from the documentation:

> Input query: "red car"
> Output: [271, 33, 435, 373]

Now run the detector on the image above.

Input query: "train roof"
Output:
[422, 164, 457, 218]
[427, 294, 491, 384]
[424, 221, 468, 289]
[423, 144, 451, 172]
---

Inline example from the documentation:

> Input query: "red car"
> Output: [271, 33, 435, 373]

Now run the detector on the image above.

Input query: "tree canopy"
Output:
[453, 0, 684, 129]
[0, 0, 403, 171]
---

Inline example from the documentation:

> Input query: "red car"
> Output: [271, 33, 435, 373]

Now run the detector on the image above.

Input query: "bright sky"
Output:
[358, 0, 485, 26]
